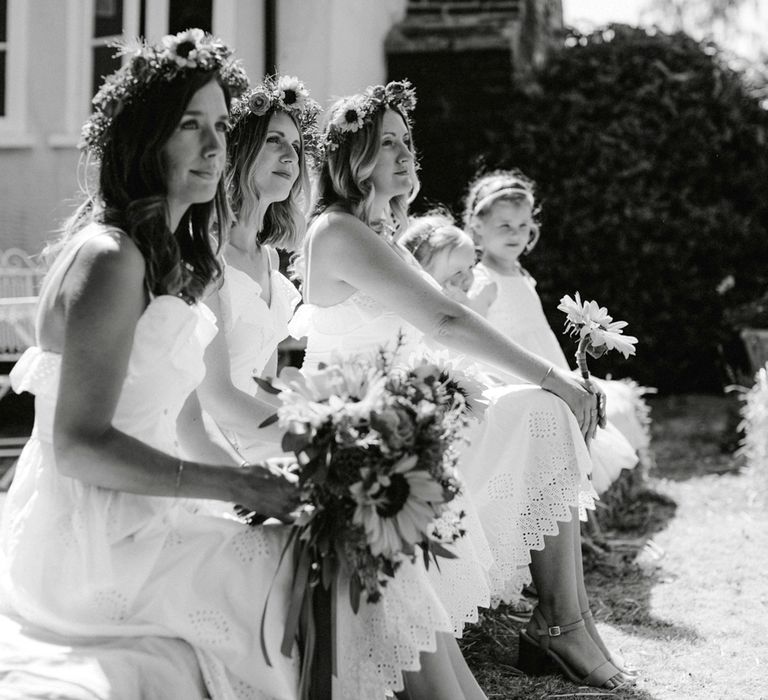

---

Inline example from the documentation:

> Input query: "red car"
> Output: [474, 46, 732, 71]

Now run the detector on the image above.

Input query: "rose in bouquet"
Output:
[239, 346, 484, 691]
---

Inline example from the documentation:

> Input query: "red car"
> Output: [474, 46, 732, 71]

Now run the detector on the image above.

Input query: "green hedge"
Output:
[460, 26, 768, 393]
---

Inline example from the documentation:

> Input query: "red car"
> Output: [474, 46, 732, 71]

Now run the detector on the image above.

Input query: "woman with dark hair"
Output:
[197, 75, 319, 463]
[0, 31, 303, 699]
[291, 81, 631, 691]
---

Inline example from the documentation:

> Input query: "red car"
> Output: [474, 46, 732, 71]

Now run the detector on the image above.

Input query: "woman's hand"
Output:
[233, 464, 302, 522]
[541, 368, 606, 443]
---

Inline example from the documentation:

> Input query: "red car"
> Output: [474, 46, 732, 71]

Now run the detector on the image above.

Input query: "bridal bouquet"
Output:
[241, 347, 483, 687]
[557, 292, 638, 390]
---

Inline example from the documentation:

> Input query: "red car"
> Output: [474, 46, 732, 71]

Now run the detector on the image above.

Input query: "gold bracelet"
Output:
[174, 459, 185, 497]
[539, 366, 554, 388]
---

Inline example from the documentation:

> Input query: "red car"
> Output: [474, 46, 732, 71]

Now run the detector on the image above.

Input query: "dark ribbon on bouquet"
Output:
[260, 528, 339, 700]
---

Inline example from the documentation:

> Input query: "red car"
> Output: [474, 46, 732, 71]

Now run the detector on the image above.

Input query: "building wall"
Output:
[0, 0, 407, 257]
[277, 0, 408, 100]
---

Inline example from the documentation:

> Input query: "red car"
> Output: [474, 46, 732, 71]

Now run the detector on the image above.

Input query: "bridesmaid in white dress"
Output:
[0, 33, 304, 700]
[200, 76, 495, 699]
[290, 81, 631, 690]
[197, 76, 315, 463]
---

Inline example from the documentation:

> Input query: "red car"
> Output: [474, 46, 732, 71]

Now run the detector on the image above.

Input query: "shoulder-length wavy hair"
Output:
[50, 69, 231, 301]
[311, 104, 420, 234]
[225, 107, 309, 252]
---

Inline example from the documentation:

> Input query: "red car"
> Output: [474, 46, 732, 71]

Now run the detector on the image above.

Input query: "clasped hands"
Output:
[235, 459, 302, 524]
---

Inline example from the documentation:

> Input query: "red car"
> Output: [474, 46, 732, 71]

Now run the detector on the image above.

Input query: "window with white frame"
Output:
[89, 0, 214, 99]
[91, 0, 126, 98]
[0, 0, 30, 143]
[0, 0, 7, 117]
[168, 0, 212, 35]
[52, 0, 230, 147]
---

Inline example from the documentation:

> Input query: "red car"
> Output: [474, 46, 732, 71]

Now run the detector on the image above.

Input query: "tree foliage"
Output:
[484, 25, 768, 392]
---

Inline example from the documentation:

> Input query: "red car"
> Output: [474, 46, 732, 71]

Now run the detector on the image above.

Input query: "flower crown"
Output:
[230, 74, 322, 162]
[230, 74, 320, 126]
[80, 29, 249, 157]
[323, 79, 417, 152]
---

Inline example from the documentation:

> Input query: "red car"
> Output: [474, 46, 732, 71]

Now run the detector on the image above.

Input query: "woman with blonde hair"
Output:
[290, 80, 631, 692]
[198, 75, 319, 463]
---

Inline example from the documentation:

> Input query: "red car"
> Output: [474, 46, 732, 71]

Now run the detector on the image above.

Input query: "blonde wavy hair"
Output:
[311, 102, 419, 234]
[401, 210, 471, 275]
[226, 107, 310, 252]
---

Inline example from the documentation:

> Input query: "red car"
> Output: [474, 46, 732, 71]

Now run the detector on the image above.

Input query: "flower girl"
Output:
[462, 170, 652, 491]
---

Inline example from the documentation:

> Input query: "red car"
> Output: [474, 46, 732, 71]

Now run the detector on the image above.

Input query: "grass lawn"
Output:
[462, 393, 768, 699]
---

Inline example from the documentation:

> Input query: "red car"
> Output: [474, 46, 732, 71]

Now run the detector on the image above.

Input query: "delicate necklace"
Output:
[371, 219, 398, 245]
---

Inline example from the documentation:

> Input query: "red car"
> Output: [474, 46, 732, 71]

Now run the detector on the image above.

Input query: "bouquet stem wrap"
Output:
[575, 334, 596, 393]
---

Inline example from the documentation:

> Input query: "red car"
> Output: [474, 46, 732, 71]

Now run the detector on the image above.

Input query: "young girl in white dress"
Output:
[461, 170, 652, 490]
[290, 81, 632, 691]
[197, 76, 317, 464]
[401, 211, 639, 495]
[0, 33, 304, 700]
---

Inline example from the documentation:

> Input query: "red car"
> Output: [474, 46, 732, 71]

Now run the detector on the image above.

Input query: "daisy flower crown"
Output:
[80, 28, 249, 157]
[230, 74, 322, 161]
[323, 79, 417, 153]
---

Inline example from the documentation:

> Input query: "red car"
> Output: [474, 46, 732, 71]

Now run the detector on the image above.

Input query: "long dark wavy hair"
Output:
[225, 107, 309, 252]
[51, 69, 232, 301]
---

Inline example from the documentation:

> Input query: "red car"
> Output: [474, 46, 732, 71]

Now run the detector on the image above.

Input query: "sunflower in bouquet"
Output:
[247, 348, 484, 611]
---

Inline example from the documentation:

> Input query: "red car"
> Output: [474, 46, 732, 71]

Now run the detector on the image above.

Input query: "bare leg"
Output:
[572, 512, 635, 674]
[527, 507, 623, 688]
[398, 632, 487, 700]
[444, 632, 489, 699]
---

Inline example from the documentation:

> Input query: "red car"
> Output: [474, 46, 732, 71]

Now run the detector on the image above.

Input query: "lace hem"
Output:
[335, 559, 456, 699]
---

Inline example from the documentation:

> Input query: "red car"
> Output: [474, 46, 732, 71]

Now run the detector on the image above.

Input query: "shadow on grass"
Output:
[583, 460, 701, 647]
[647, 393, 743, 483]
[584, 558, 701, 645]
[461, 601, 661, 700]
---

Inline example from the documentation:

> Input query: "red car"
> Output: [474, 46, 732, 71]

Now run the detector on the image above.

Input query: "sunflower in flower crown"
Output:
[80, 29, 249, 157]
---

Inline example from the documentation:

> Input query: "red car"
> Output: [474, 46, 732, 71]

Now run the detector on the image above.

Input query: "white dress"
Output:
[473, 262, 649, 493]
[0, 225, 465, 700]
[213, 249, 300, 462]
[290, 244, 599, 606]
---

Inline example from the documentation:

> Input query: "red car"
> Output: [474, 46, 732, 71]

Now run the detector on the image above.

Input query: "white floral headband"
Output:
[323, 79, 417, 153]
[80, 29, 249, 157]
[471, 184, 535, 218]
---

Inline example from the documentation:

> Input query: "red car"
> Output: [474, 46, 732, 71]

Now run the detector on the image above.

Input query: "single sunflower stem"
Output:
[575, 334, 595, 392]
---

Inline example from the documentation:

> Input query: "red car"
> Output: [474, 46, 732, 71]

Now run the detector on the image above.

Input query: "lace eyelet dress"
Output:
[289, 235, 600, 615]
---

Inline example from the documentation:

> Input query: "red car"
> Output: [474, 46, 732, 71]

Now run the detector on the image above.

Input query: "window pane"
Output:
[92, 45, 121, 97]
[0, 0, 7, 44]
[169, 0, 212, 34]
[0, 50, 5, 116]
[94, 0, 123, 38]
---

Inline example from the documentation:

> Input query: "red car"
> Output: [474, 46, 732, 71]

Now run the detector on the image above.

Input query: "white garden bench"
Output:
[0, 247, 45, 466]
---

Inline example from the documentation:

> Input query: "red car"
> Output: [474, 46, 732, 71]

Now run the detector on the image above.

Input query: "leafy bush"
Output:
[415, 25, 768, 393]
